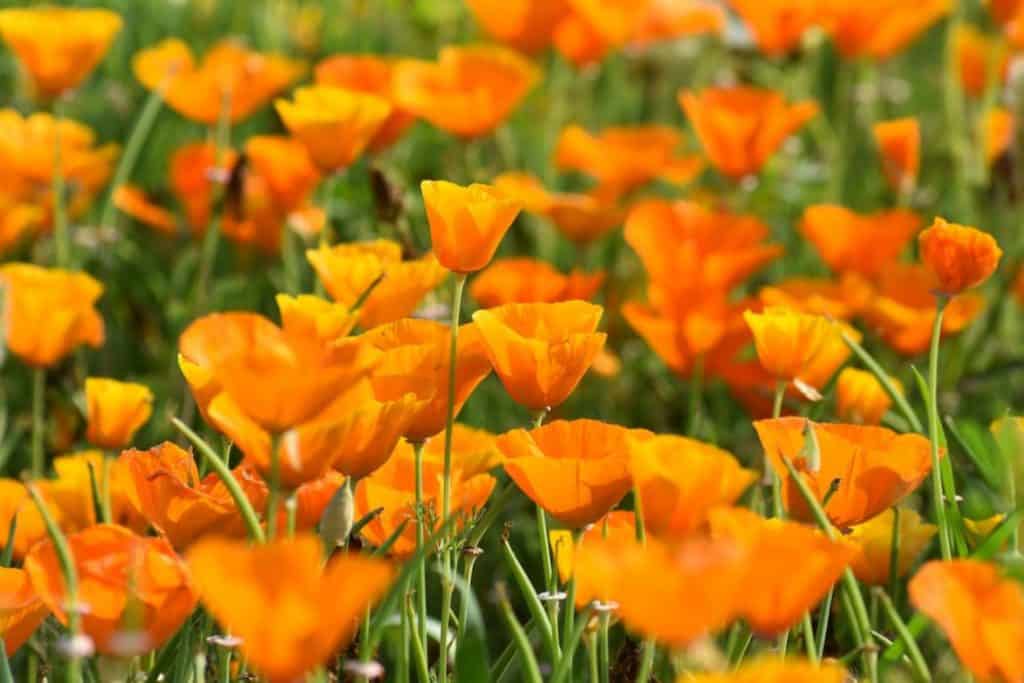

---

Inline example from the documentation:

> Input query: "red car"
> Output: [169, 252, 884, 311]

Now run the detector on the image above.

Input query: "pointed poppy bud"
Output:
[836, 368, 902, 425]
[421, 180, 522, 274]
[873, 118, 921, 195]
[85, 377, 153, 449]
[918, 218, 1002, 295]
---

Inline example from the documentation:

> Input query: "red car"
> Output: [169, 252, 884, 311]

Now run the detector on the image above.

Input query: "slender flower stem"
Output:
[406, 595, 431, 683]
[587, 632, 600, 683]
[770, 381, 786, 519]
[815, 587, 833, 663]
[193, 91, 233, 314]
[52, 100, 70, 268]
[842, 332, 924, 433]
[26, 485, 81, 683]
[888, 507, 902, 600]
[598, 612, 611, 683]
[99, 453, 113, 524]
[874, 588, 931, 682]
[927, 299, 952, 560]
[412, 441, 429, 655]
[687, 354, 704, 437]
[455, 551, 479, 654]
[31, 368, 45, 478]
[99, 87, 166, 231]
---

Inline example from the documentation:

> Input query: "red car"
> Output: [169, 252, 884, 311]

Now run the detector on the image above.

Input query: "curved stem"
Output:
[412, 440, 429, 666]
[31, 368, 45, 478]
[927, 300, 952, 560]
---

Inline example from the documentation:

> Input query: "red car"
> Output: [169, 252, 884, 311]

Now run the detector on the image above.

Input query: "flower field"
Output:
[2, 0, 1024, 681]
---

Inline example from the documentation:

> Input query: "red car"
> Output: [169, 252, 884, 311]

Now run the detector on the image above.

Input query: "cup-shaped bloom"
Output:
[549, 510, 637, 595]
[307, 240, 448, 328]
[187, 534, 394, 683]
[821, 0, 952, 61]
[133, 38, 305, 125]
[631, 435, 756, 539]
[847, 508, 936, 586]
[363, 319, 493, 442]
[836, 368, 902, 424]
[919, 218, 1003, 296]
[863, 263, 985, 355]
[726, 0, 820, 56]
[956, 25, 1008, 98]
[0, 264, 104, 367]
[755, 417, 935, 529]
[474, 301, 606, 410]
[498, 419, 649, 527]
[685, 656, 848, 682]
[0, 8, 122, 99]
[275, 86, 391, 173]
[0, 567, 47, 656]
[758, 275, 873, 321]
[421, 180, 522, 274]
[709, 507, 855, 635]
[800, 204, 922, 278]
[355, 439, 496, 556]
[744, 307, 851, 390]
[420, 424, 502, 478]
[314, 55, 416, 151]
[471, 258, 604, 308]
[493, 171, 625, 244]
[679, 86, 817, 178]
[909, 559, 1024, 682]
[85, 377, 153, 449]
[467, 0, 570, 53]
[25, 524, 196, 656]
[873, 118, 921, 194]
[394, 44, 540, 138]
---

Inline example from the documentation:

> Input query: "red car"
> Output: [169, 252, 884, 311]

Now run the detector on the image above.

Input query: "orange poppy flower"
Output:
[498, 419, 650, 527]
[120, 442, 268, 549]
[726, 0, 820, 56]
[622, 298, 733, 377]
[847, 508, 936, 586]
[0, 8, 122, 99]
[394, 44, 540, 138]
[25, 524, 196, 656]
[275, 86, 391, 173]
[631, 435, 756, 539]
[307, 240, 448, 328]
[493, 171, 624, 244]
[0, 567, 47, 656]
[743, 307, 852, 391]
[470, 258, 604, 308]
[133, 38, 305, 125]
[553, 124, 703, 195]
[709, 507, 855, 635]
[314, 55, 416, 152]
[909, 559, 1024, 682]
[362, 319, 493, 442]
[684, 656, 848, 682]
[632, 0, 725, 46]
[420, 424, 502, 478]
[0, 263, 104, 368]
[918, 218, 1003, 296]
[956, 25, 1008, 98]
[800, 204, 921, 278]
[467, 0, 571, 53]
[355, 438, 496, 556]
[51, 451, 146, 532]
[984, 108, 1015, 167]
[167, 141, 238, 235]
[421, 180, 522, 274]
[989, 0, 1024, 24]
[0, 199, 41, 254]
[820, 0, 952, 61]
[758, 275, 872, 321]
[187, 534, 393, 682]
[836, 367, 903, 425]
[873, 117, 921, 194]
[473, 301, 607, 411]
[755, 417, 935, 529]
[113, 185, 177, 235]
[864, 263, 985, 355]
[679, 86, 817, 179]
[84, 377, 153, 449]
[553, 12, 611, 67]
[549, 510, 637, 590]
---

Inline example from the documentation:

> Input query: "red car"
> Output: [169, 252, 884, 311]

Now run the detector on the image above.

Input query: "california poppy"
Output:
[0, 264, 104, 368]
[836, 367, 902, 425]
[394, 44, 540, 138]
[744, 307, 852, 394]
[800, 204, 921, 278]
[314, 55, 417, 151]
[421, 180, 522, 274]
[493, 171, 624, 244]
[420, 424, 502, 478]
[758, 274, 872, 320]
[864, 263, 985, 355]
[709, 507, 855, 635]
[166, 141, 238, 235]
[847, 508, 936, 585]
[984, 108, 1014, 167]
[754, 417, 935, 528]
[918, 218, 1003, 296]
[631, 434, 756, 539]
[956, 25, 1008, 98]
[473, 301, 607, 411]
[362, 319, 492, 442]
[549, 509, 637, 589]
[498, 419, 650, 527]
[909, 559, 1024, 682]
[275, 86, 391, 173]
[113, 186, 177, 235]
[873, 118, 921, 194]
[355, 438, 496, 556]
[0, 8, 122, 99]
[133, 38, 305, 125]
[0, 567, 48, 655]
[684, 656, 848, 682]
[84, 377, 153, 449]
[679, 86, 818, 178]
[307, 240, 448, 328]
[25, 524, 197, 656]
[470, 258, 604, 309]
[820, 0, 951, 61]
[466, 0, 571, 53]
[51, 451, 146, 532]
[727, 0, 820, 56]
[187, 534, 394, 682]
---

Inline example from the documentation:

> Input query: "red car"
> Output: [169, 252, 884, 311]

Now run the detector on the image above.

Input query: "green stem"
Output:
[815, 587, 833, 663]
[406, 596, 431, 683]
[216, 644, 231, 683]
[192, 92, 233, 314]
[500, 537, 559, 662]
[496, 586, 543, 683]
[99, 453, 113, 524]
[455, 552, 479, 654]
[171, 417, 265, 543]
[687, 354, 704, 437]
[770, 381, 786, 519]
[927, 300, 952, 560]
[31, 368, 45, 479]
[874, 589, 931, 682]
[412, 441, 428, 656]
[587, 633, 599, 683]
[888, 507, 901, 600]
[52, 101, 70, 268]
[598, 613, 610, 683]
[841, 332, 924, 433]
[550, 606, 593, 683]
[99, 87, 165, 231]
